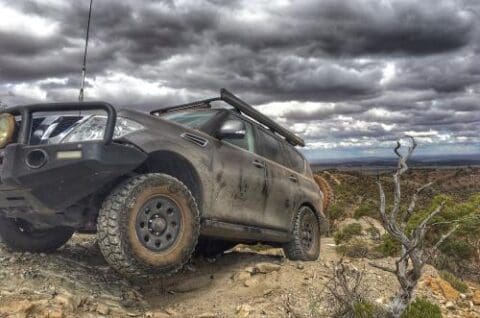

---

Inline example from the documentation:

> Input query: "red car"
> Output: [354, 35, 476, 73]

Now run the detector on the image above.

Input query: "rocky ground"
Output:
[0, 234, 479, 318]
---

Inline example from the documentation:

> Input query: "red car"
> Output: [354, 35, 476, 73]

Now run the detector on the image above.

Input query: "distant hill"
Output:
[311, 153, 480, 171]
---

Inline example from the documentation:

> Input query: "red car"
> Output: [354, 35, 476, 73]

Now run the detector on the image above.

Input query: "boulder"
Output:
[472, 290, 480, 306]
[236, 304, 253, 317]
[423, 276, 460, 301]
[254, 263, 281, 274]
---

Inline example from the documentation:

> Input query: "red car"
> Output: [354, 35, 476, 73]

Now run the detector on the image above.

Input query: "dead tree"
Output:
[371, 136, 460, 317]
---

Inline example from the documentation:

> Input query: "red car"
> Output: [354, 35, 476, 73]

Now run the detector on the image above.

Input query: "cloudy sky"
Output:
[1, 0, 479, 161]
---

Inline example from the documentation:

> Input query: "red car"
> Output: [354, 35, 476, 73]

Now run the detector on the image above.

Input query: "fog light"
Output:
[0, 113, 16, 148]
[25, 149, 48, 169]
[56, 150, 82, 160]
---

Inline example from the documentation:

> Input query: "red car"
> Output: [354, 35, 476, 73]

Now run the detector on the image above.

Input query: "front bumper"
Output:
[0, 141, 146, 213]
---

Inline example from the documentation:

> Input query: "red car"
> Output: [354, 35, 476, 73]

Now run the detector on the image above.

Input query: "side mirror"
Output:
[218, 119, 246, 140]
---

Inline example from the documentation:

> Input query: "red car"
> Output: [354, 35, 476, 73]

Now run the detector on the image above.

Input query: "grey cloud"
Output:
[0, 0, 479, 158]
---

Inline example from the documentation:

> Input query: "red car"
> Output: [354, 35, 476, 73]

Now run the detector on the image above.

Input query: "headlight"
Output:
[0, 113, 16, 148]
[61, 116, 144, 143]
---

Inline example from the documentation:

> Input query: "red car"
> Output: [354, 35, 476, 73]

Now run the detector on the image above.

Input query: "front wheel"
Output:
[283, 206, 320, 261]
[97, 173, 200, 278]
[0, 215, 74, 252]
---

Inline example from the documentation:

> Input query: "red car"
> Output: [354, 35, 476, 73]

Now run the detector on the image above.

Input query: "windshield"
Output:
[162, 110, 218, 129]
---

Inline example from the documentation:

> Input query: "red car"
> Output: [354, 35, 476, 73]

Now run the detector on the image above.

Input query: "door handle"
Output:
[252, 159, 265, 169]
[289, 175, 298, 183]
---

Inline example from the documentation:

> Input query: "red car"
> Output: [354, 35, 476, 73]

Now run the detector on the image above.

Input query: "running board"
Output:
[200, 219, 292, 243]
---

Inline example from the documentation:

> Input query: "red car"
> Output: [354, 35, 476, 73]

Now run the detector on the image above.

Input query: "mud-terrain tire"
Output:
[0, 215, 74, 252]
[97, 173, 200, 278]
[283, 206, 320, 261]
[314, 175, 334, 212]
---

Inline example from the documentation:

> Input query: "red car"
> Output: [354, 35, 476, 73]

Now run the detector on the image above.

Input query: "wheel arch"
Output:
[135, 150, 204, 212]
[299, 201, 329, 235]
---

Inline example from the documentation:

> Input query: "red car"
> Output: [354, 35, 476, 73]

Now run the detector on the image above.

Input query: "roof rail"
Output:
[150, 97, 220, 115]
[150, 89, 306, 147]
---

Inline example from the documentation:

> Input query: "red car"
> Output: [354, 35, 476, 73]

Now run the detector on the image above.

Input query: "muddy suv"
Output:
[0, 89, 325, 278]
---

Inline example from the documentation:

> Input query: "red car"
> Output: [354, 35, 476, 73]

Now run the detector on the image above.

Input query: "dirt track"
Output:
[0, 233, 478, 317]
[0, 234, 392, 317]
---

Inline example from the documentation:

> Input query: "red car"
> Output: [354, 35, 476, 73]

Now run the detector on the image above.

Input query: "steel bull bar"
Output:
[0, 102, 146, 213]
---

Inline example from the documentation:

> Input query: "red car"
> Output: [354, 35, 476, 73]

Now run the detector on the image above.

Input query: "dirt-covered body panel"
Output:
[0, 94, 325, 247]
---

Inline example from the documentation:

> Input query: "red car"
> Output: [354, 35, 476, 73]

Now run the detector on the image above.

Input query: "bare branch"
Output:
[406, 182, 434, 221]
[369, 262, 396, 274]
[432, 224, 460, 251]
[413, 202, 445, 243]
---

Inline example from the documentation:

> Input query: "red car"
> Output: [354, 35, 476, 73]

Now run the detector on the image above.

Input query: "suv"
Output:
[0, 89, 325, 278]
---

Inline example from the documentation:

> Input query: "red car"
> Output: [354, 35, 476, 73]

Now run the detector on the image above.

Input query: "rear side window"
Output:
[286, 146, 305, 173]
[255, 128, 289, 166]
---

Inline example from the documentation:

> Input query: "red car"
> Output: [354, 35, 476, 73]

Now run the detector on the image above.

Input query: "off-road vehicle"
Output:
[0, 89, 326, 278]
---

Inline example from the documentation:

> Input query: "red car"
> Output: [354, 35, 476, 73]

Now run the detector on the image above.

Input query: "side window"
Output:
[255, 128, 289, 166]
[286, 146, 305, 173]
[220, 115, 255, 152]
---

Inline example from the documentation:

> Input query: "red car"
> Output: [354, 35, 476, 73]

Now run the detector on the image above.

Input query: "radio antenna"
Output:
[79, 0, 94, 102]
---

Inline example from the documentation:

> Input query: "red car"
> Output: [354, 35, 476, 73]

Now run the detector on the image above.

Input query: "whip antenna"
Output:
[79, 0, 93, 102]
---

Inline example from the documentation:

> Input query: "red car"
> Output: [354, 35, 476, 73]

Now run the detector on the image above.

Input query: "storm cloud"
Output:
[0, 0, 479, 160]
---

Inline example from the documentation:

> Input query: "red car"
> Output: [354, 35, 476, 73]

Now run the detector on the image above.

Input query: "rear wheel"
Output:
[0, 215, 74, 252]
[283, 206, 320, 261]
[97, 173, 200, 278]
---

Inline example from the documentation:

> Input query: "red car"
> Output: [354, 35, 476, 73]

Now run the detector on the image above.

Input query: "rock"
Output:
[96, 303, 110, 315]
[54, 293, 77, 312]
[254, 263, 281, 274]
[165, 308, 180, 316]
[197, 313, 217, 318]
[236, 304, 253, 317]
[423, 276, 460, 301]
[472, 290, 480, 306]
[145, 312, 171, 318]
[296, 263, 305, 270]
[445, 301, 455, 310]
[375, 297, 385, 304]
[233, 271, 251, 282]
[244, 276, 261, 287]
[244, 266, 256, 274]
[171, 275, 212, 293]
[0, 299, 34, 316]
[48, 309, 65, 318]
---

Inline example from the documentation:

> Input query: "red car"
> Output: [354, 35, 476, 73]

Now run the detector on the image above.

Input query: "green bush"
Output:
[328, 204, 346, 221]
[438, 239, 475, 260]
[439, 270, 469, 293]
[336, 239, 369, 258]
[334, 223, 363, 244]
[353, 201, 378, 219]
[353, 300, 386, 318]
[401, 298, 442, 318]
[376, 234, 401, 257]
[365, 226, 381, 241]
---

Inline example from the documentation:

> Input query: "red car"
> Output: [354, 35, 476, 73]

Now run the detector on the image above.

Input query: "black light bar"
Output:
[151, 89, 306, 147]
[220, 89, 305, 147]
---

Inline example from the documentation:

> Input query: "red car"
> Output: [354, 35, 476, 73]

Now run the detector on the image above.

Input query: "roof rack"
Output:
[150, 89, 306, 147]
